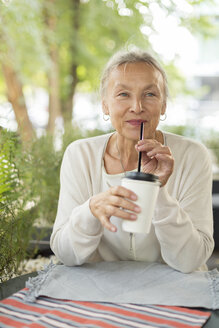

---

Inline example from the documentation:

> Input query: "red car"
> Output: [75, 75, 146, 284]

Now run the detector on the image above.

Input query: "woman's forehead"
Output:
[108, 62, 164, 88]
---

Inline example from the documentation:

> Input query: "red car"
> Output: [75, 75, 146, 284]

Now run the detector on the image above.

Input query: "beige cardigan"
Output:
[50, 132, 214, 273]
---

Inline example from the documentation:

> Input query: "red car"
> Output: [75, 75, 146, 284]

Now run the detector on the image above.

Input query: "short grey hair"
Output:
[100, 49, 168, 102]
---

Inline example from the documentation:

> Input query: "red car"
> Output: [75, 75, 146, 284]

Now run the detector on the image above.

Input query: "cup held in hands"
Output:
[122, 172, 160, 234]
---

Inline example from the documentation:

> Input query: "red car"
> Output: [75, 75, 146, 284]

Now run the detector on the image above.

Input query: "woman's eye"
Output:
[145, 92, 155, 97]
[118, 92, 128, 97]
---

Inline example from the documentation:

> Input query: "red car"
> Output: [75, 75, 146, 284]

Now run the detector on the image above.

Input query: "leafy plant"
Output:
[0, 129, 36, 282]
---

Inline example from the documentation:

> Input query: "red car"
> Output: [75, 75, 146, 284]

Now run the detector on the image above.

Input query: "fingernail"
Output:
[135, 206, 141, 213]
[131, 194, 137, 200]
[130, 214, 137, 220]
[111, 226, 116, 232]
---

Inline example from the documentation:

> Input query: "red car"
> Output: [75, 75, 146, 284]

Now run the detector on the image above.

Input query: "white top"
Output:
[50, 132, 214, 273]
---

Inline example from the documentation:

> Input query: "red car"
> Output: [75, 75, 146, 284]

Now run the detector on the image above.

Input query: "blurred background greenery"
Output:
[0, 0, 219, 281]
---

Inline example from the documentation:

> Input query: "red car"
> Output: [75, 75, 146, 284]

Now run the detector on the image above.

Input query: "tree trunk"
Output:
[47, 46, 62, 134]
[2, 64, 35, 143]
[61, 0, 80, 125]
[44, 0, 62, 135]
[62, 63, 77, 125]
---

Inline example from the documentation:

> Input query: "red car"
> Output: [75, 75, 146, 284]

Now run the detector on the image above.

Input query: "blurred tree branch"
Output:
[1, 63, 35, 142]
[0, 17, 35, 142]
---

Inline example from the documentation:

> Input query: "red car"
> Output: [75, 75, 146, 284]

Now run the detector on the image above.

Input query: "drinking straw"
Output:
[137, 122, 144, 172]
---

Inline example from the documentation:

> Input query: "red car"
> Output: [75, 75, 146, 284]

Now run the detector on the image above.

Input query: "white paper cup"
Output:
[122, 172, 160, 234]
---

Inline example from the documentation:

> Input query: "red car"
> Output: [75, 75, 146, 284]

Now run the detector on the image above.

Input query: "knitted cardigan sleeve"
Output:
[153, 137, 214, 273]
[50, 137, 106, 266]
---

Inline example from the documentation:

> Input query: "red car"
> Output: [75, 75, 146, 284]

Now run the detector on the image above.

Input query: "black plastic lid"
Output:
[125, 171, 159, 182]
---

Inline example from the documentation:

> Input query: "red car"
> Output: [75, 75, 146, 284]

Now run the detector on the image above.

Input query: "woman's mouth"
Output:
[126, 120, 146, 126]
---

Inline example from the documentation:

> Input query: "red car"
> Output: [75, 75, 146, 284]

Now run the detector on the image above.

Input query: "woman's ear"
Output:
[102, 100, 109, 115]
[161, 102, 166, 115]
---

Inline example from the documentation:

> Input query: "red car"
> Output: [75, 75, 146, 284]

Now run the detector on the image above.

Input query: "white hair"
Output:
[100, 49, 169, 102]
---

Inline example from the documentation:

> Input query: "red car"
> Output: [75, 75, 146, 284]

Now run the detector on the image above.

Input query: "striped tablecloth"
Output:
[0, 288, 211, 328]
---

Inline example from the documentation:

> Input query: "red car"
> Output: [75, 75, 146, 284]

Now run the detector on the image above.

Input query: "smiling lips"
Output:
[126, 120, 147, 126]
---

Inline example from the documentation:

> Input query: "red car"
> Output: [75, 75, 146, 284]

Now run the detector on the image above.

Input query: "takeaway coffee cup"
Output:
[122, 172, 160, 234]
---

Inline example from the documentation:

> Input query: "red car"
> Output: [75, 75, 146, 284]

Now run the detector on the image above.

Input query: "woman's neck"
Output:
[116, 134, 138, 166]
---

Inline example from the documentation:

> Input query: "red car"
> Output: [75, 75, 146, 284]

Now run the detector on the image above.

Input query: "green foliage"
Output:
[0, 0, 49, 82]
[164, 63, 188, 99]
[0, 129, 35, 282]
[58, 0, 147, 98]
[0, 129, 62, 281]
[181, 14, 218, 39]
[27, 136, 62, 225]
[162, 125, 197, 138]
[0, 125, 111, 281]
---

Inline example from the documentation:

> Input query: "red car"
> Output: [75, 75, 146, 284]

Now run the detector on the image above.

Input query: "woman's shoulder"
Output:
[163, 131, 213, 173]
[163, 131, 209, 156]
[163, 131, 212, 178]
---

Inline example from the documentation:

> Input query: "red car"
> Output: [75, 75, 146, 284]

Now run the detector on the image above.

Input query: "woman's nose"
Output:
[131, 98, 143, 113]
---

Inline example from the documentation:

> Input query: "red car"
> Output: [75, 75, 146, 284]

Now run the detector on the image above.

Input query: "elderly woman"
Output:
[50, 50, 214, 273]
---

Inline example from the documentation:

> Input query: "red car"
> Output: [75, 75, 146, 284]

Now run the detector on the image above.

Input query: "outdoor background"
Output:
[0, 0, 219, 281]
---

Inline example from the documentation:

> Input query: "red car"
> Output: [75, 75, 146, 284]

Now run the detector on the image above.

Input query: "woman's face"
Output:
[102, 62, 166, 141]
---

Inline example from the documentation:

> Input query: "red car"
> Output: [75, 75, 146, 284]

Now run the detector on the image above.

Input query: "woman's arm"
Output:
[153, 142, 214, 273]
[50, 143, 103, 266]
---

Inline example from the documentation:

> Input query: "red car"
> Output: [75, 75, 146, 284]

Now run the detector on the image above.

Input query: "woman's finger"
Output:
[105, 203, 138, 221]
[136, 140, 160, 153]
[109, 186, 137, 201]
[147, 146, 172, 157]
[109, 195, 141, 214]
[113, 207, 138, 221]
[99, 214, 117, 232]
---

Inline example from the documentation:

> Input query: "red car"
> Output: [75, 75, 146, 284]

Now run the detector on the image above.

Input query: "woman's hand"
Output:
[135, 139, 174, 187]
[89, 186, 140, 232]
